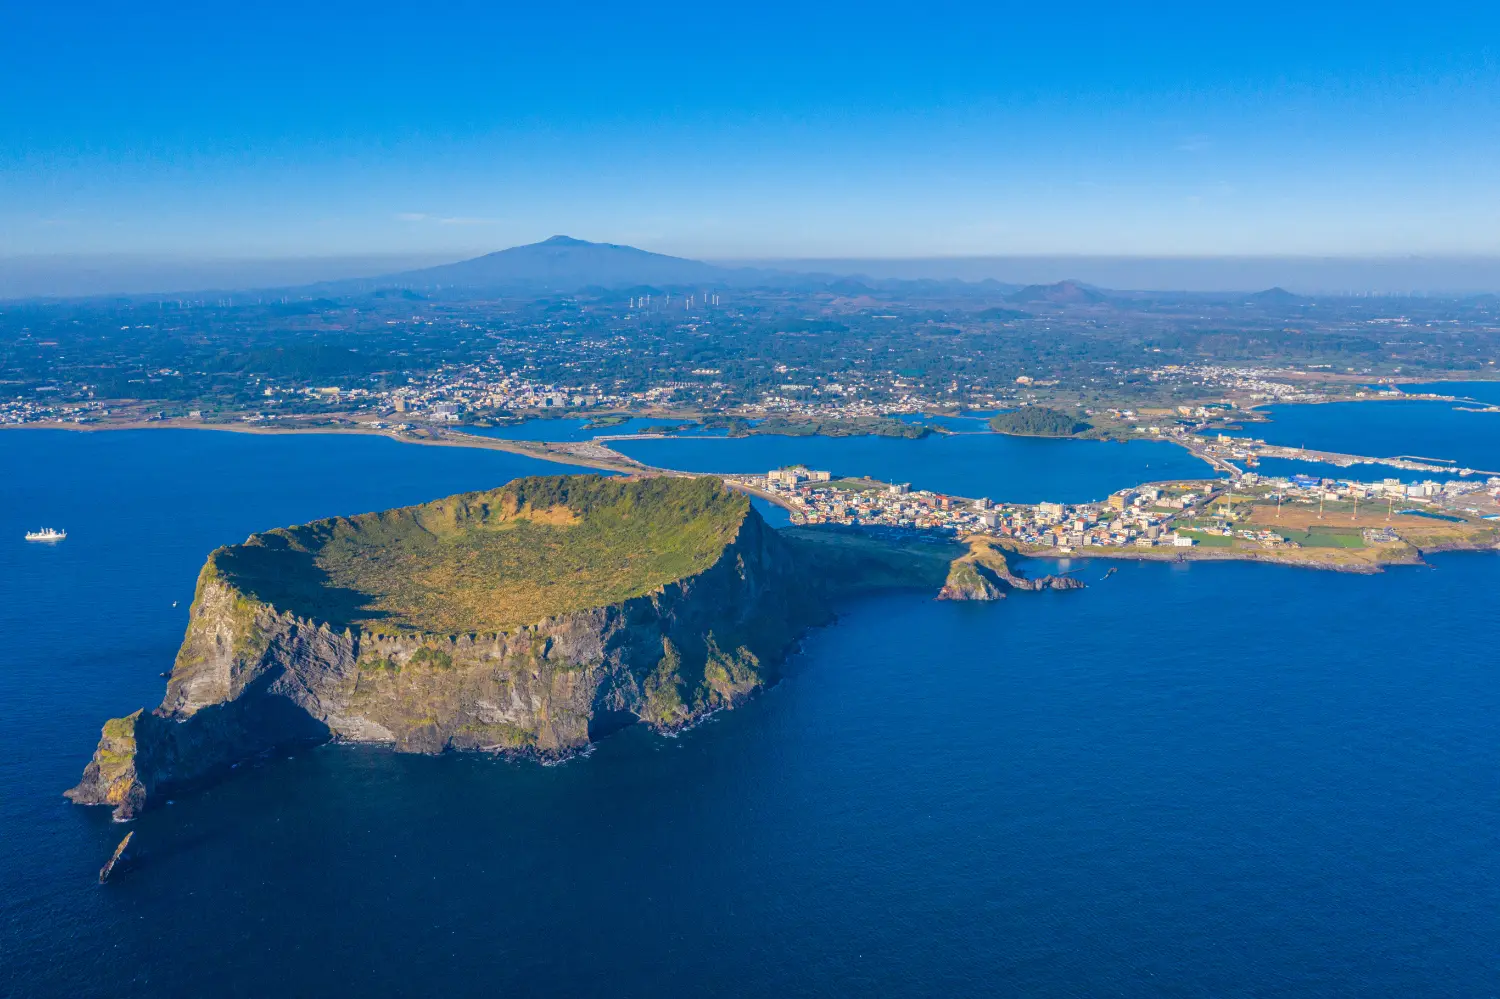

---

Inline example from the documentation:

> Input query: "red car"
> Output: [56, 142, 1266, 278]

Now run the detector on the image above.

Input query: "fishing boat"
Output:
[24, 528, 66, 542]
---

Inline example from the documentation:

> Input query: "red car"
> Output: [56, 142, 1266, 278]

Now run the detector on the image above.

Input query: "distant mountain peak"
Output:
[1247, 286, 1304, 304]
[383, 235, 721, 291]
[1005, 279, 1109, 305]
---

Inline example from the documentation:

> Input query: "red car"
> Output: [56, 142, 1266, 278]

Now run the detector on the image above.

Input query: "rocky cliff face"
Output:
[68, 504, 822, 820]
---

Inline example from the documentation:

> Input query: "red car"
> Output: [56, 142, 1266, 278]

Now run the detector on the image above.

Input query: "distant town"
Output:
[5, 264, 1500, 435]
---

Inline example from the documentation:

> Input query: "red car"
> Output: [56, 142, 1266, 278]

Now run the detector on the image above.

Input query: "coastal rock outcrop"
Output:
[937, 558, 1008, 600]
[937, 539, 1086, 600]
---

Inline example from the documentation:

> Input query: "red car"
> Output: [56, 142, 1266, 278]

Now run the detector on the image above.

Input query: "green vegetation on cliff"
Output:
[213, 475, 750, 634]
[988, 406, 1091, 437]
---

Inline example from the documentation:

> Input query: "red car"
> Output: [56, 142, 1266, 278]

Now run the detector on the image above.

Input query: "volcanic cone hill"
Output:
[213, 473, 751, 634]
[68, 475, 846, 819]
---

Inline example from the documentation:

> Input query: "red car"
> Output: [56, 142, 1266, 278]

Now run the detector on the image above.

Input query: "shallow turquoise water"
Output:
[4, 429, 1499, 997]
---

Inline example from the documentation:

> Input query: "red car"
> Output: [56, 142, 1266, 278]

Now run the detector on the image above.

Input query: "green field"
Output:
[1176, 529, 1234, 548]
[212, 475, 749, 634]
[1243, 516, 1366, 549]
[1286, 530, 1365, 548]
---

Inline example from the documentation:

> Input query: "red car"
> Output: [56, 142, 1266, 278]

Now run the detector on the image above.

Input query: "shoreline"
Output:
[1002, 537, 1499, 575]
[1, 419, 659, 477]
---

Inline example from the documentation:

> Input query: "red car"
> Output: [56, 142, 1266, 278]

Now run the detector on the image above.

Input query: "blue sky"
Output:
[3, 1, 1499, 259]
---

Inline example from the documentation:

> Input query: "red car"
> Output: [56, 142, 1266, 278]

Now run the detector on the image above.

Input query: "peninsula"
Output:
[68, 474, 1062, 820]
[69, 461, 1500, 822]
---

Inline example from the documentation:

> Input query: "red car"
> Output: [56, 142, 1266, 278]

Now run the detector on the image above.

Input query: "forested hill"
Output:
[988, 407, 1091, 436]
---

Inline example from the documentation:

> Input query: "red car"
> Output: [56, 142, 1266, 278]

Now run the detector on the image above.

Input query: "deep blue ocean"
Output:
[4, 425, 1500, 997]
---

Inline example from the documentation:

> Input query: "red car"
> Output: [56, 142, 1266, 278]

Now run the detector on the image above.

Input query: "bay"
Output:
[1402, 379, 1500, 405]
[1243, 401, 1500, 473]
[613, 434, 1213, 504]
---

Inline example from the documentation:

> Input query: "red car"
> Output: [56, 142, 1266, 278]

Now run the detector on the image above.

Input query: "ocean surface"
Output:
[1237, 401, 1500, 473]
[613, 433, 1212, 504]
[5, 427, 1500, 997]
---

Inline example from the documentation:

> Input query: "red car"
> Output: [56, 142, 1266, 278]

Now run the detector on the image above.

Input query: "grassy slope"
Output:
[214, 475, 749, 634]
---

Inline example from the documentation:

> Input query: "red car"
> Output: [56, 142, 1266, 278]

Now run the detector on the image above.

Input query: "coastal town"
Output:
[0, 358, 956, 428]
[727, 464, 1500, 569]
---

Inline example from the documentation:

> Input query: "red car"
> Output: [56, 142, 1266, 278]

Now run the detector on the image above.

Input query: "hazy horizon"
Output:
[9, 247, 1500, 299]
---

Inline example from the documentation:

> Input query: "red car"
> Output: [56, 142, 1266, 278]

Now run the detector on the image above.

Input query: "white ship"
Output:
[24, 528, 66, 542]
